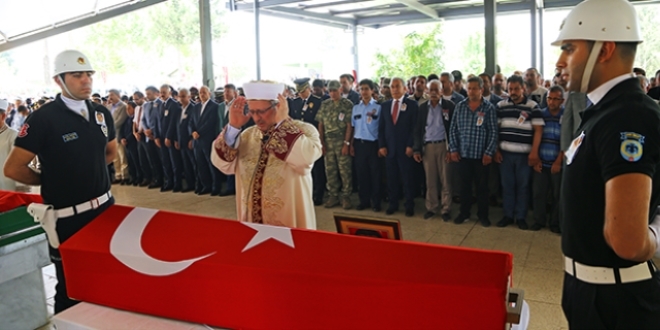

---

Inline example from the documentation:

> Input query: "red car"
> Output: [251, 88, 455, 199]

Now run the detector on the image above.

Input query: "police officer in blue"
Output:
[4, 50, 116, 313]
[289, 78, 326, 205]
[351, 79, 382, 211]
[555, 0, 660, 327]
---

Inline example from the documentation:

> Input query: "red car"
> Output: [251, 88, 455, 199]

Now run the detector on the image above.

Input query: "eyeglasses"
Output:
[547, 97, 564, 101]
[248, 105, 275, 116]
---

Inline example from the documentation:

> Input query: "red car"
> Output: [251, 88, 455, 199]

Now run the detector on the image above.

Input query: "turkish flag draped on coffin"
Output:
[60, 206, 513, 329]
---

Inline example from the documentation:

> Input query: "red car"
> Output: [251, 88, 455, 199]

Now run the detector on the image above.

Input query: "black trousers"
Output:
[125, 141, 141, 183]
[195, 139, 222, 193]
[168, 145, 183, 189]
[181, 143, 197, 190]
[354, 139, 381, 208]
[51, 198, 115, 313]
[140, 139, 162, 183]
[107, 164, 115, 182]
[137, 138, 152, 181]
[312, 156, 326, 202]
[532, 167, 561, 227]
[386, 154, 415, 211]
[562, 269, 660, 329]
[458, 158, 490, 220]
[159, 143, 173, 188]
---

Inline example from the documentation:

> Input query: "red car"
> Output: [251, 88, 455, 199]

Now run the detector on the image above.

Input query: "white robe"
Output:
[0, 127, 18, 191]
[211, 119, 322, 229]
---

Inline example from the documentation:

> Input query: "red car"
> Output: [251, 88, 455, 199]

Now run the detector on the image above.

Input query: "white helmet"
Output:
[552, 0, 642, 46]
[552, 0, 641, 93]
[0, 99, 8, 111]
[52, 50, 95, 78]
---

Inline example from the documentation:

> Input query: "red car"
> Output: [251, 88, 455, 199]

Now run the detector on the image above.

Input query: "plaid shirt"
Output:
[539, 107, 564, 167]
[449, 98, 498, 159]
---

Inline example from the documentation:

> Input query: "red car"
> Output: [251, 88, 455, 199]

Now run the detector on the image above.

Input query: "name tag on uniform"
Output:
[476, 112, 485, 127]
[165, 110, 169, 116]
[62, 132, 79, 143]
[302, 104, 308, 111]
[517, 111, 529, 125]
[565, 131, 585, 165]
[338, 113, 345, 121]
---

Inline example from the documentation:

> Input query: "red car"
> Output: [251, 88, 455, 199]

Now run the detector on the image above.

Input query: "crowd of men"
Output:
[4, 66, 660, 233]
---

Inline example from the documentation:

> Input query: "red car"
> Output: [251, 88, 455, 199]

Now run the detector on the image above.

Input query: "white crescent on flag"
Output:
[110, 207, 215, 276]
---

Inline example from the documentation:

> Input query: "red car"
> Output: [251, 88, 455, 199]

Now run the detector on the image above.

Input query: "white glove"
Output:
[27, 203, 60, 248]
[650, 206, 660, 258]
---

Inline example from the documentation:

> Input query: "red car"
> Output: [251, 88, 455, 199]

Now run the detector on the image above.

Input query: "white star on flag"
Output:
[241, 222, 295, 252]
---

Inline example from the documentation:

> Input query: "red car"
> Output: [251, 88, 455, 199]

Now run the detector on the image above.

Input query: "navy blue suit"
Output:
[189, 100, 221, 193]
[174, 102, 197, 191]
[157, 98, 181, 190]
[378, 97, 419, 212]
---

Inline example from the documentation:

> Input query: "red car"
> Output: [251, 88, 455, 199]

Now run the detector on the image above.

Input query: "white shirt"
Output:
[587, 73, 637, 106]
[200, 100, 210, 116]
[391, 96, 405, 116]
[133, 105, 143, 130]
[61, 94, 87, 119]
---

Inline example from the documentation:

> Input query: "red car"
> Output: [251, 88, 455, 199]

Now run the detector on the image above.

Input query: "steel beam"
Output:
[265, 6, 355, 25]
[232, 0, 311, 11]
[531, 0, 538, 68]
[255, 0, 262, 80]
[352, 24, 359, 78]
[538, 1, 545, 77]
[0, 0, 166, 53]
[200, 0, 215, 89]
[394, 0, 439, 20]
[241, 9, 350, 29]
[484, 0, 497, 76]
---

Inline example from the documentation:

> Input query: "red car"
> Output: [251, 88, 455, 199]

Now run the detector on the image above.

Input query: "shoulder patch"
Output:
[17, 124, 29, 138]
[620, 132, 644, 162]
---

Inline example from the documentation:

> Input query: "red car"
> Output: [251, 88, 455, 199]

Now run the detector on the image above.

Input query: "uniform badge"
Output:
[77, 57, 85, 65]
[101, 125, 108, 137]
[62, 132, 79, 143]
[620, 132, 645, 162]
[17, 124, 29, 138]
[565, 131, 586, 165]
[400, 103, 407, 111]
[308, 102, 314, 109]
[95, 111, 105, 125]
[338, 113, 345, 121]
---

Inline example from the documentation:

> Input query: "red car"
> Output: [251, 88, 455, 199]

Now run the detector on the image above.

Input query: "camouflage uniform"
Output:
[315, 97, 354, 206]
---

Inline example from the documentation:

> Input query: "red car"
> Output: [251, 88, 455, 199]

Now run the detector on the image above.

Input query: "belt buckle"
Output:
[90, 198, 100, 209]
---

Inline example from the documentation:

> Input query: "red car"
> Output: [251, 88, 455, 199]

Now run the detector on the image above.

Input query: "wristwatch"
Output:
[344, 141, 351, 146]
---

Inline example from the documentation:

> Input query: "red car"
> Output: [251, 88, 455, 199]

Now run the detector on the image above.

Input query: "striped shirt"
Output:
[497, 97, 544, 154]
[449, 98, 498, 159]
[539, 107, 564, 167]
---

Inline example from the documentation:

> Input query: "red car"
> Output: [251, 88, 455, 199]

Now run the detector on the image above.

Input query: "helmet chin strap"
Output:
[580, 41, 603, 94]
[58, 75, 83, 101]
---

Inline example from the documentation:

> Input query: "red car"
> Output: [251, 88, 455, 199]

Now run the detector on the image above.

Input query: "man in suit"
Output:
[413, 79, 456, 221]
[378, 77, 419, 217]
[108, 89, 128, 184]
[340, 73, 360, 105]
[156, 85, 182, 192]
[173, 88, 196, 193]
[119, 101, 140, 185]
[189, 86, 221, 195]
[141, 86, 164, 189]
[479, 73, 503, 106]
[291, 78, 325, 205]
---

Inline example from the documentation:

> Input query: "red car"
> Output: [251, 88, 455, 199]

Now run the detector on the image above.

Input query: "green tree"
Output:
[372, 24, 445, 78]
[635, 5, 660, 74]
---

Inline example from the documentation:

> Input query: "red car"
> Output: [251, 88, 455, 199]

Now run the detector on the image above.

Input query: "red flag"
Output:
[61, 206, 512, 329]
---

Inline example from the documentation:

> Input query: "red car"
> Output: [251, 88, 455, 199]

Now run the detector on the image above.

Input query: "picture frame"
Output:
[333, 213, 402, 240]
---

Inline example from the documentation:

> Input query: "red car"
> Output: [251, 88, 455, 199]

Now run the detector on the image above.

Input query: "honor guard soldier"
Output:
[4, 50, 117, 313]
[290, 78, 326, 205]
[555, 0, 660, 328]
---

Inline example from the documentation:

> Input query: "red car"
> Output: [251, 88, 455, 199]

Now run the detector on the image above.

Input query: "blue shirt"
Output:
[449, 98, 498, 159]
[351, 98, 380, 141]
[425, 101, 446, 142]
[539, 107, 564, 167]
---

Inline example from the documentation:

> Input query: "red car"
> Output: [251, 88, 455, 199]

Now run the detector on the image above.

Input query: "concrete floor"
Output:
[39, 182, 656, 330]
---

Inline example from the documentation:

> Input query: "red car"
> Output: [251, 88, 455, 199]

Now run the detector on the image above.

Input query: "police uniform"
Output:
[352, 98, 382, 211]
[15, 94, 115, 312]
[561, 75, 660, 327]
[290, 78, 326, 205]
[315, 84, 354, 207]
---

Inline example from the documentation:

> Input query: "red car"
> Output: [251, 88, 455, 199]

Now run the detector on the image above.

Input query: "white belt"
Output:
[55, 191, 113, 219]
[564, 256, 656, 285]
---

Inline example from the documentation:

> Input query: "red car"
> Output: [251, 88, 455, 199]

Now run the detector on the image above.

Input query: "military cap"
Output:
[294, 78, 311, 93]
[327, 80, 341, 91]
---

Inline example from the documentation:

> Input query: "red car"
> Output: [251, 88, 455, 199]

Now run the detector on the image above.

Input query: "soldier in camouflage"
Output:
[315, 80, 354, 209]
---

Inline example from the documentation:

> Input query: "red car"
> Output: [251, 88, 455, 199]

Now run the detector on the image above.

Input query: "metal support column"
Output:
[530, 0, 538, 69]
[352, 24, 359, 79]
[484, 0, 497, 75]
[199, 0, 215, 90]
[254, 0, 262, 80]
[538, 2, 545, 77]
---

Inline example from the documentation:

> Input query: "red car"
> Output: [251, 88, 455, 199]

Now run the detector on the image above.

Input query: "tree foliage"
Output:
[635, 5, 660, 74]
[372, 24, 444, 78]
